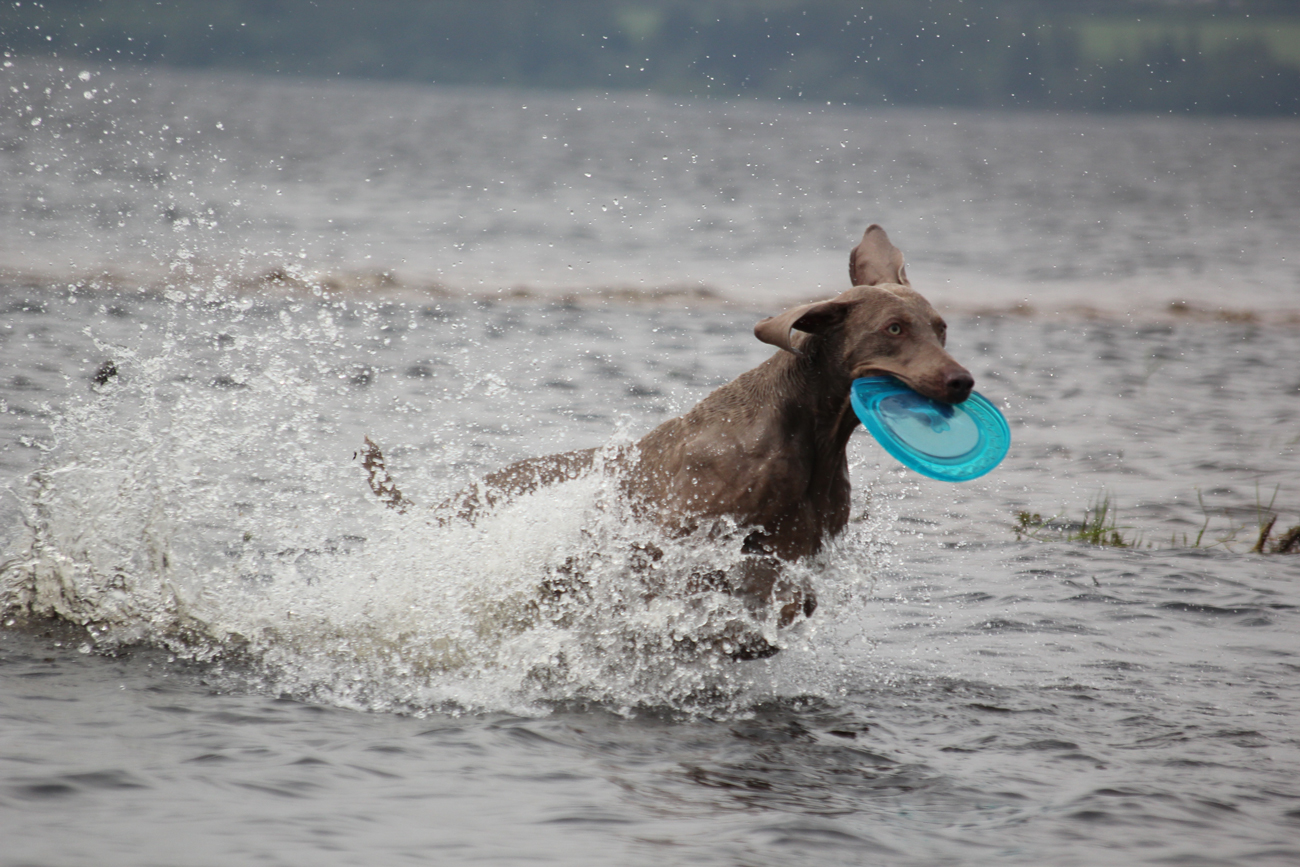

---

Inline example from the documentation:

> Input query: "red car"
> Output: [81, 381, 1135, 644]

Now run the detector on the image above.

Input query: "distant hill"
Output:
[3, 0, 1298, 114]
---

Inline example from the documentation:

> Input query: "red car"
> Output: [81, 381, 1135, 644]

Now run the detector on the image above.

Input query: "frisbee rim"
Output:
[850, 376, 1010, 482]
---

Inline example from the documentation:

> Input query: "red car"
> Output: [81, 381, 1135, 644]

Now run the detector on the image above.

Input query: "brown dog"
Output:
[362, 225, 973, 649]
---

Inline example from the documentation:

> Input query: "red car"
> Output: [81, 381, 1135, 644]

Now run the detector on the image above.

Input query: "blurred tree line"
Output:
[4, 0, 1299, 114]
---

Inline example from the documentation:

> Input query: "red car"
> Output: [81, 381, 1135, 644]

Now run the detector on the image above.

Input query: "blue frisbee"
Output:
[850, 376, 1010, 482]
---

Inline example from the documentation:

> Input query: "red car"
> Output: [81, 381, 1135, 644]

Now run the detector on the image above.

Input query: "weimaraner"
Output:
[361, 225, 973, 655]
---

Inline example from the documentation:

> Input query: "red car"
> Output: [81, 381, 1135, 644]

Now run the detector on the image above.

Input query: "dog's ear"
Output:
[754, 300, 851, 355]
[849, 224, 908, 287]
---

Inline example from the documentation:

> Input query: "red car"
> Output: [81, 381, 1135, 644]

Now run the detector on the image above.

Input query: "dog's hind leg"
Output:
[359, 436, 410, 513]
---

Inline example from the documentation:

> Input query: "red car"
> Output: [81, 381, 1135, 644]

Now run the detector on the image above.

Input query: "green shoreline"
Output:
[4, 0, 1299, 116]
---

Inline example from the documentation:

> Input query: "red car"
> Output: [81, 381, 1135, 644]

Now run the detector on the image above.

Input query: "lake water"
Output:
[2, 59, 1300, 866]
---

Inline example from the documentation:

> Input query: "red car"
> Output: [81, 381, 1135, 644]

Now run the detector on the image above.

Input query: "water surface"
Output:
[4, 58, 1298, 315]
[2, 61, 1300, 866]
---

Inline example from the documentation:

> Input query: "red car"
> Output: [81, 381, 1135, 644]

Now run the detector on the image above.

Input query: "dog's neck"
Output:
[769, 340, 862, 458]
[628, 336, 865, 558]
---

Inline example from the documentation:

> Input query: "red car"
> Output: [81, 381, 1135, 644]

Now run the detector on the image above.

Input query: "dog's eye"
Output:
[886, 323, 903, 336]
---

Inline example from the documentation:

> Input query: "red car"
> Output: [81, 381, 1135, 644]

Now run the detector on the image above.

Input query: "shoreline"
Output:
[2, 264, 1297, 327]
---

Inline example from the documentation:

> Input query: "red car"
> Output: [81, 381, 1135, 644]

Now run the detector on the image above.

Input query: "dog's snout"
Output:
[945, 370, 974, 403]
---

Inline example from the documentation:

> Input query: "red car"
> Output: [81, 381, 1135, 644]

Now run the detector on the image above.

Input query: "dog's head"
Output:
[754, 225, 973, 404]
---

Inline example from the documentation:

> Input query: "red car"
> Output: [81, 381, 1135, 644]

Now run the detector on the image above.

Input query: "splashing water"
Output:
[0, 290, 902, 717]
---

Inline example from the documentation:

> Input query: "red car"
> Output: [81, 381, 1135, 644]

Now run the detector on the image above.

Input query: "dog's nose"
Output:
[946, 371, 974, 403]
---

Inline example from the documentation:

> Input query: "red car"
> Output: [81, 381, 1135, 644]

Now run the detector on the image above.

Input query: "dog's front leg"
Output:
[728, 555, 817, 628]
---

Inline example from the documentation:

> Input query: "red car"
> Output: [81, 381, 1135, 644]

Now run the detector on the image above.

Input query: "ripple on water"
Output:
[1, 289, 1300, 865]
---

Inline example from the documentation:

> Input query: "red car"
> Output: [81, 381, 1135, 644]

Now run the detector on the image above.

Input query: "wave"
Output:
[0, 290, 904, 717]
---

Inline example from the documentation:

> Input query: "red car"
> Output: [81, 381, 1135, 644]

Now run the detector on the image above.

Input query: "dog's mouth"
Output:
[851, 365, 973, 405]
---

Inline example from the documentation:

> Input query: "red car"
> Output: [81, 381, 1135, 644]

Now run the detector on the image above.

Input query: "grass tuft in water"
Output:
[1015, 492, 1135, 548]
[1015, 487, 1299, 554]
[1258, 519, 1300, 555]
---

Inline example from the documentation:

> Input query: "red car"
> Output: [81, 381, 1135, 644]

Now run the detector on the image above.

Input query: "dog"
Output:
[361, 225, 973, 654]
